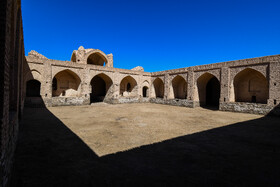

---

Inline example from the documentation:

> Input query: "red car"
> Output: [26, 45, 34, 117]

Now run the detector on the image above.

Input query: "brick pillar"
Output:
[164, 73, 169, 100]
[187, 68, 195, 107]
[268, 61, 280, 106]
[43, 63, 52, 98]
[220, 67, 229, 102]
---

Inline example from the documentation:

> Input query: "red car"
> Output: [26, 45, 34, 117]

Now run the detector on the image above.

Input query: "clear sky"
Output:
[22, 0, 280, 72]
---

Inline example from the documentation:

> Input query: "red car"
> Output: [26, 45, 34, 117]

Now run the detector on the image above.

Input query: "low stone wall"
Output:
[44, 97, 90, 107]
[150, 98, 194, 107]
[219, 102, 275, 115]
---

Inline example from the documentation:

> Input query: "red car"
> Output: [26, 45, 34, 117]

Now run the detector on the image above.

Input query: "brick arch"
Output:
[52, 68, 82, 81]
[194, 72, 221, 107]
[120, 75, 138, 97]
[142, 80, 150, 98]
[170, 75, 187, 99]
[24, 69, 43, 83]
[152, 77, 164, 98]
[52, 69, 82, 97]
[85, 50, 108, 66]
[231, 68, 268, 104]
[90, 73, 113, 102]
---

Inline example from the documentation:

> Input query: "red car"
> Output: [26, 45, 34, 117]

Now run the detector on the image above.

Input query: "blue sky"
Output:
[22, 0, 280, 72]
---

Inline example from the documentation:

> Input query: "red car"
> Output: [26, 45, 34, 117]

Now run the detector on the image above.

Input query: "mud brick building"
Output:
[1, 0, 280, 186]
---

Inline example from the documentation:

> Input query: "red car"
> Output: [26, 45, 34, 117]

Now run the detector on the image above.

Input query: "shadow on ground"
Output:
[12, 100, 280, 186]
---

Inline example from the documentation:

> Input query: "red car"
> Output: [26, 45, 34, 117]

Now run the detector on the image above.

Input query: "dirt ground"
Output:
[12, 103, 280, 186]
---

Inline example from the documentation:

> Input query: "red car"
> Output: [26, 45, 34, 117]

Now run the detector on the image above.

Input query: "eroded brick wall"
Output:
[0, 0, 26, 186]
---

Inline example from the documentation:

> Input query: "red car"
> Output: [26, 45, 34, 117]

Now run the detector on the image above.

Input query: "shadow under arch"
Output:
[52, 69, 81, 97]
[197, 73, 220, 109]
[171, 75, 187, 99]
[233, 68, 268, 104]
[120, 75, 137, 96]
[26, 79, 41, 97]
[153, 78, 164, 98]
[90, 73, 113, 103]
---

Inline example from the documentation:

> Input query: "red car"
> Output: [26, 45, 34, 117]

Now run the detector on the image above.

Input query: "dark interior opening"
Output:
[143, 86, 148, 97]
[127, 83, 131, 92]
[26, 80, 41, 97]
[252, 96, 257, 103]
[91, 76, 106, 103]
[206, 77, 220, 107]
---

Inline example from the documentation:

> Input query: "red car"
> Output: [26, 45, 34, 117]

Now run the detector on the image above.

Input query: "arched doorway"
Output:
[172, 75, 187, 99]
[233, 68, 268, 104]
[197, 73, 220, 107]
[153, 78, 164, 98]
[90, 74, 113, 102]
[87, 52, 107, 66]
[143, 86, 148, 97]
[206, 77, 220, 106]
[120, 76, 137, 96]
[52, 70, 81, 97]
[26, 79, 41, 97]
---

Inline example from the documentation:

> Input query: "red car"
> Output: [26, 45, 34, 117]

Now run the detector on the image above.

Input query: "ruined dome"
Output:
[28, 50, 48, 59]
[131, 66, 144, 71]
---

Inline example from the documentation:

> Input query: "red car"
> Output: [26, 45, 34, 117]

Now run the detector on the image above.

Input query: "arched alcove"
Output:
[120, 76, 137, 96]
[197, 73, 220, 107]
[233, 68, 268, 104]
[52, 70, 81, 97]
[171, 75, 187, 99]
[143, 86, 149, 97]
[26, 79, 41, 97]
[153, 78, 164, 98]
[90, 73, 113, 102]
[87, 52, 107, 66]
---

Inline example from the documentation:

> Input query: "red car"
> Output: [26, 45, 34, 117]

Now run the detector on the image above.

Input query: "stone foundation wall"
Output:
[150, 98, 194, 107]
[219, 102, 275, 115]
[43, 97, 90, 107]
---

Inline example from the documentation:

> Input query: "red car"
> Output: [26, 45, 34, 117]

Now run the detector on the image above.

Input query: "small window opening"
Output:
[62, 90, 66, 96]
[274, 99, 277, 105]
[224, 97, 226, 102]
[252, 96, 256, 103]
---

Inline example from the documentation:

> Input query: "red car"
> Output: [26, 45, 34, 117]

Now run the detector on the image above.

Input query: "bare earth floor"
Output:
[12, 103, 280, 186]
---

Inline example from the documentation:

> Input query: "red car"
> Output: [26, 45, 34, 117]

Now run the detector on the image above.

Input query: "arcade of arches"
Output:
[23, 47, 280, 115]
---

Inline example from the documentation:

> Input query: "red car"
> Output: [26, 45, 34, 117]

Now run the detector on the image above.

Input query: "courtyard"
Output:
[12, 103, 280, 186]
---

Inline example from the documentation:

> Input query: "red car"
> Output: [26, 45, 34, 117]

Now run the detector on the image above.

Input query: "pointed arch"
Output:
[52, 69, 81, 97]
[87, 51, 108, 66]
[233, 68, 268, 104]
[196, 73, 220, 107]
[120, 76, 138, 96]
[142, 80, 150, 98]
[153, 78, 164, 98]
[171, 75, 187, 99]
[26, 79, 41, 97]
[90, 73, 113, 102]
